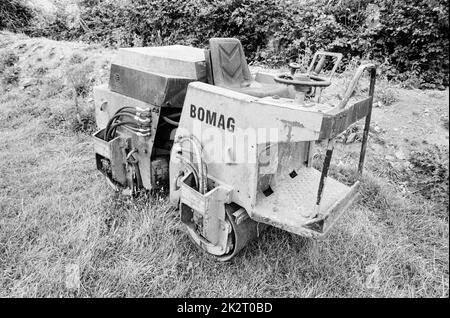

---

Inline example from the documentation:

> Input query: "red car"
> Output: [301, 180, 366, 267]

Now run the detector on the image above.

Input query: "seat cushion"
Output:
[209, 38, 253, 88]
[209, 38, 291, 98]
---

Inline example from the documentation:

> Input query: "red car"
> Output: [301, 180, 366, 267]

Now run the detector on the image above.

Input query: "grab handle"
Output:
[337, 63, 376, 110]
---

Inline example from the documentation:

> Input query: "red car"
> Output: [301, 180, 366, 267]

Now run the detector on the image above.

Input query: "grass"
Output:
[0, 31, 448, 297]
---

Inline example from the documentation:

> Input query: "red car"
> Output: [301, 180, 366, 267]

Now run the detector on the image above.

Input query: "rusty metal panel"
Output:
[114, 45, 207, 79]
[180, 179, 209, 214]
[251, 167, 356, 238]
[92, 129, 110, 159]
[93, 85, 160, 190]
[319, 96, 372, 139]
[110, 137, 127, 185]
[321, 181, 360, 236]
[109, 64, 197, 107]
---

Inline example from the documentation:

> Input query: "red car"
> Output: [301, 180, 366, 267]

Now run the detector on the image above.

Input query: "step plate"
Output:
[253, 167, 351, 236]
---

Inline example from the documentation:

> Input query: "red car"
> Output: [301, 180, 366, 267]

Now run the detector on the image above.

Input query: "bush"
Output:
[262, 0, 449, 85]
[406, 146, 449, 218]
[1, 66, 21, 85]
[441, 115, 449, 130]
[0, 50, 19, 74]
[376, 85, 399, 106]
[66, 59, 95, 98]
[3, 0, 449, 86]
[70, 108, 96, 134]
[0, 0, 33, 31]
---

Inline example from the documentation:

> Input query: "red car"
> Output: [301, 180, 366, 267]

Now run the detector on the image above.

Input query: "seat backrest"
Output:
[209, 38, 252, 88]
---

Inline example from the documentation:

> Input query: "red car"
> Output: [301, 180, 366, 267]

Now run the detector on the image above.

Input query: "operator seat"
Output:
[208, 38, 290, 98]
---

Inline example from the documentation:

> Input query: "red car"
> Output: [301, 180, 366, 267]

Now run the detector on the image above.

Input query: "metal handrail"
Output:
[337, 63, 376, 110]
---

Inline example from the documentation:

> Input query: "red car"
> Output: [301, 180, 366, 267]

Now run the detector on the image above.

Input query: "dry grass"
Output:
[0, 31, 448, 297]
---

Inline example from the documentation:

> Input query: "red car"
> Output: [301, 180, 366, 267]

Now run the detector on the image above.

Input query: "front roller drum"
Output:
[183, 203, 267, 261]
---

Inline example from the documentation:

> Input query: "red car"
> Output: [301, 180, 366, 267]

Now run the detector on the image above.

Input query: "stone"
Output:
[65, 263, 80, 291]
[22, 79, 36, 88]
[395, 150, 406, 160]
[346, 132, 357, 143]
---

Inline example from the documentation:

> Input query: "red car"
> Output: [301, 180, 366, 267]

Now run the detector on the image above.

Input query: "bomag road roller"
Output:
[93, 38, 376, 261]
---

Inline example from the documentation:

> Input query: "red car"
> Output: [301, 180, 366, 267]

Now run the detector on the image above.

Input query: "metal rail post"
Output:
[358, 67, 377, 177]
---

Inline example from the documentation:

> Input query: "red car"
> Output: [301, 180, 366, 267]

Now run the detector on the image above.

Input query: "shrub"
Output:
[375, 85, 399, 106]
[70, 108, 96, 134]
[441, 115, 449, 130]
[406, 146, 449, 219]
[0, 50, 19, 74]
[0, 0, 33, 31]
[1, 66, 21, 85]
[66, 60, 95, 98]
[2, 0, 449, 86]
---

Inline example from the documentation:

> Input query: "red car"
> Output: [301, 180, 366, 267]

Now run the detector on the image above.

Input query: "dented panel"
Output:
[319, 96, 373, 139]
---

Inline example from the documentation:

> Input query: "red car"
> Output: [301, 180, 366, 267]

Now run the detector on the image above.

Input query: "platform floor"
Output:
[253, 167, 351, 235]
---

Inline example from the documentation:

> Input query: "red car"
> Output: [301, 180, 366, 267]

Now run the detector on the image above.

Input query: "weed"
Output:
[69, 53, 87, 65]
[406, 146, 449, 219]
[34, 65, 48, 76]
[66, 62, 95, 98]
[441, 115, 449, 130]
[44, 110, 67, 130]
[40, 74, 65, 98]
[1, 66, 20, 85]
[376, 85, 399, 106]
[399, 74, 421, 89]
[70, 108, 96, 134]
[0, 49, 18, 74]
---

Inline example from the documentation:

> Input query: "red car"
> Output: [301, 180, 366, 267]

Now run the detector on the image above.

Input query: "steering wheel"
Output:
[274, 62, 331, 88]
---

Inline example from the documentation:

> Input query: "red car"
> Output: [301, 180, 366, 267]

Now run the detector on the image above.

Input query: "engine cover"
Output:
[108, 45, 207, 107]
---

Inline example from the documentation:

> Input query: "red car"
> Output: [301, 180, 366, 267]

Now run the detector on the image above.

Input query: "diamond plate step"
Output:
[252, 167, 351, 236]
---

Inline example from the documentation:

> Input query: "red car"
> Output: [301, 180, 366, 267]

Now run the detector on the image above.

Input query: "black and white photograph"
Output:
[0, 0, 448, 302]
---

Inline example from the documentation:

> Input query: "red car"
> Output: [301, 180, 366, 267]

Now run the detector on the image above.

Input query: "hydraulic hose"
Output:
[105, 106, 152, 141]
[176, 154, 199, 190]
[176, 135, 207, 194]
[162, 116, 179, 127]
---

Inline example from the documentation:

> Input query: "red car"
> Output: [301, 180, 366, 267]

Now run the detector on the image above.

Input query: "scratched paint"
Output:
[279, 118, 305, 142]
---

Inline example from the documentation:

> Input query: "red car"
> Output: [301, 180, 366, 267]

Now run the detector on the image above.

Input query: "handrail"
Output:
[337, 63, 376, 110]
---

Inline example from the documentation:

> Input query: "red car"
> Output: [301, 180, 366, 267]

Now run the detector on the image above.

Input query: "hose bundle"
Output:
[104, 106, 152, 141]
[176, 135, 208, 195]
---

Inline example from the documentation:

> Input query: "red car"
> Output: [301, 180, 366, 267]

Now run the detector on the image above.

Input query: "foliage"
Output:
[0, 50, 20, 85]
[0, 0, 33, 31]
[2, 0, 449, 85]
[442, 115, 449, 130]
[1, 66, 21, 85]
[0, 49, 19, 68]
[70, 108, 96, 134]
[376, 85, 399, 106]
[407, 146, 449, 218]
[261, 0, 449, 85]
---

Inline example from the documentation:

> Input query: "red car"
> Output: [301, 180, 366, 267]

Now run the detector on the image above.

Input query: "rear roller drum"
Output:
[184, 203, 267, 261]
